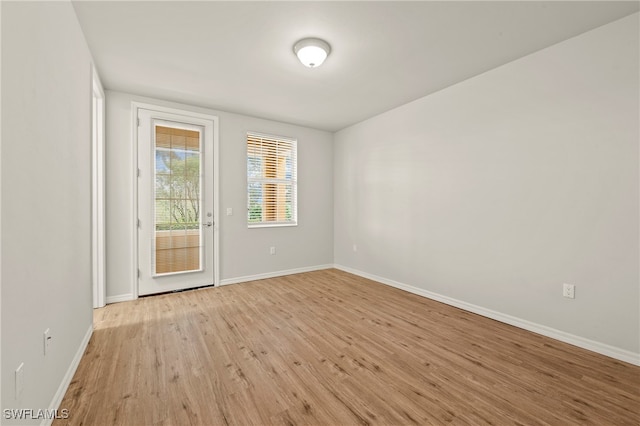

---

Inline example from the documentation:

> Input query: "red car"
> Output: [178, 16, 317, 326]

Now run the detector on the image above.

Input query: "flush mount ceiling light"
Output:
[293, 38, 331, 68]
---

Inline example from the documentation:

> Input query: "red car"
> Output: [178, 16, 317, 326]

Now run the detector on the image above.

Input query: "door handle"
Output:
[203, 221, 213, 227]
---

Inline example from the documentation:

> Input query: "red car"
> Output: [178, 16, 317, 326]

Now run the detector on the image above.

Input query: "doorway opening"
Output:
[134, 104, 219, 297]
[92, 68, 105, 308]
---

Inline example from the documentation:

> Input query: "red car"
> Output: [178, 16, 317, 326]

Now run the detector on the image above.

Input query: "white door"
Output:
[137, 108, 215, 295]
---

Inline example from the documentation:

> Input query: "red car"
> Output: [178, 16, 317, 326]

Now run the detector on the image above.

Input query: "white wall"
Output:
[106, 92, 334, 300]
[1, 1, 94, 421]
[334, 14, 639, 360]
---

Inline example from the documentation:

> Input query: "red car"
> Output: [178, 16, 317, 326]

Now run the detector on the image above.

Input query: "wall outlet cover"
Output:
[15, 363, 24, 399]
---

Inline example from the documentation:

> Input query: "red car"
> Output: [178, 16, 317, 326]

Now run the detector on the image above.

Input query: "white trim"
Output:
[132, 101, 220, 297]
[91, 65, 106, 308]
[106, 293, 135, 304]
[248, 223, 298, 229]
[0, 1, 3, 410]
[220, 264, 334, 286]
[133, 101, 222, 125]
[41, 324, 93, 426]
[131, 104, 139, 299]
[334, 264, 640, 366]
[212, 114, 220, 288]
[247, 131, 296, 144]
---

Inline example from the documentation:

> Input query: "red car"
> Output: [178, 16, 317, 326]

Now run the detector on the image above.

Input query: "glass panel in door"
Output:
[153, 125, 202, 275]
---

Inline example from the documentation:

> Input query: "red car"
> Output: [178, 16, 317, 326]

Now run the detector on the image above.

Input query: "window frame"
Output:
[246, 132, 298, 228]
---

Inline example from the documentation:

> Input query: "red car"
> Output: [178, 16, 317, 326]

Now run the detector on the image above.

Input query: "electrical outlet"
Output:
[270, 246, 276, 255]
[563, 283, 575, 299]
[226, 208, 233, 216]
[15, 363, 24, 399]
[353, 244, 357, 252]
[44, 328, 51, 355]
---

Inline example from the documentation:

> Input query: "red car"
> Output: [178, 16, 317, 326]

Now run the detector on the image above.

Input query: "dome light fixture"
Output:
[293, 38, 331, 68]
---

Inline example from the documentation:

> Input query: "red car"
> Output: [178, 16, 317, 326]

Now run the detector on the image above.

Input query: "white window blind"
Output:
[247, 133, 297, 227]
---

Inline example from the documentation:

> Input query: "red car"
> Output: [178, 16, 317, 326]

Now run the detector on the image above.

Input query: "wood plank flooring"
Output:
[55, 269, 640, 425]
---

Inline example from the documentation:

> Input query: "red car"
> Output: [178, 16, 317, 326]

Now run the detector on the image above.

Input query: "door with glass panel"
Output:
[137, 109, 215, 295]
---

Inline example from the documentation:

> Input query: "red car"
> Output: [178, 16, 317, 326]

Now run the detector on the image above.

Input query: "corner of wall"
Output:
[0, 0, 4, 416]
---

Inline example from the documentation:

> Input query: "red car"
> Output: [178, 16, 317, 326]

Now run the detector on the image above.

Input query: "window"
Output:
[154, 125, 203, 274]
[247, 133, 297, 227]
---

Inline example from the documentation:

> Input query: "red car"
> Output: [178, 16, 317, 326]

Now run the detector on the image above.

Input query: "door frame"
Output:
[131, 102, 220, 298]
[92, 66, 106, 308]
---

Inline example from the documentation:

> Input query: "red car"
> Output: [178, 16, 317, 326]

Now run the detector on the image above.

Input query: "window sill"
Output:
[248, 223, 298, 229]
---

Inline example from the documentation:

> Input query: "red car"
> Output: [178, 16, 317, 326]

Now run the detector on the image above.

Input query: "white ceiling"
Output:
[73, 1, 639, 132]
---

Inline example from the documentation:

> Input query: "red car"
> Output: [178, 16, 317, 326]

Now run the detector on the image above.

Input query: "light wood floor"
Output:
[56, 269, 639, 425]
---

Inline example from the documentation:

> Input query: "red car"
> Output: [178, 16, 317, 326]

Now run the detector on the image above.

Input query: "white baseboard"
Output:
[220, 264, 334, 286]
[106, 293, 134, 304]
[42, 324, 93, 426]
[107, 265, 333, 300]
[334, 264, 640, 367]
